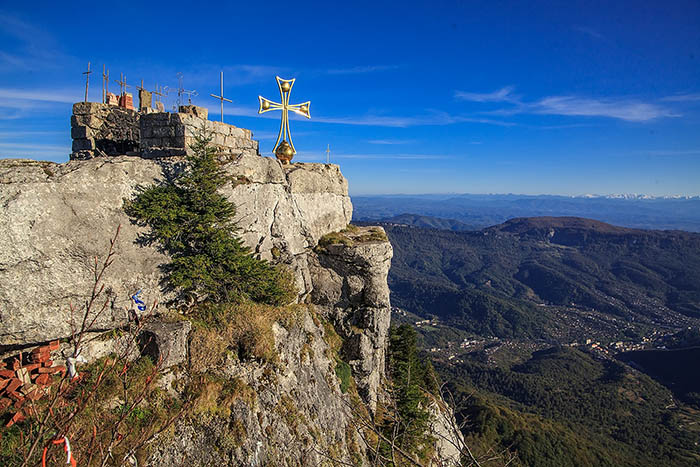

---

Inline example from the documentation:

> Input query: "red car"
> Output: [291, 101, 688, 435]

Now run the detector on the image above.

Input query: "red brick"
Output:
[35, 374, 50, 385]
[50, 365, 67, 375]
[0, 369, 14, 378]
[23, 363, 40, 372]
[6, 410, 25, 428]
[49, 340, 60, 351]
[43, 360, 53, 367]
[0, 397, 11, 410]
[37, 367, 55, 374]
[30, 352, 50, 363]
[7, 391, 22, 401]
[13, 397, 25, 409]
[0, 378, 9, 391]
[31, 346, 50, 354]
[6, 379, 21, 394]
[11, 359, 20, 371]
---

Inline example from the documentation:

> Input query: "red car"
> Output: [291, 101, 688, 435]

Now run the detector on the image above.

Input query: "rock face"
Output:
[148, 310, 364, 466]
[0, 153, 351, 347]
[309, 228, 393, 410]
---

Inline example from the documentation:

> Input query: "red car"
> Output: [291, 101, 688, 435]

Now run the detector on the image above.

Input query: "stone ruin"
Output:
[71, 102, 258, 160]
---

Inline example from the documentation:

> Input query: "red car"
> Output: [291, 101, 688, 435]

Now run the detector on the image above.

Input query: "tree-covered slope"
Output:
[384, 217, 700, 340]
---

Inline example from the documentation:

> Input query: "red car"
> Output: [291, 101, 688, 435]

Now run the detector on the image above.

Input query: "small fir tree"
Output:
[124, 131, 295, 308]
[379, 323, 436, 463]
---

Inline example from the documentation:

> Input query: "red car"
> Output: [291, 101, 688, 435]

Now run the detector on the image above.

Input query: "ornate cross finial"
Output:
[258, 76, 311, 164]
[210, 71, 232, 122]
[82, 61, 92, 102]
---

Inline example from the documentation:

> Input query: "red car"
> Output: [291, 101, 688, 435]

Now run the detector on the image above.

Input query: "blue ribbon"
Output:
[131, 289, 147, 311]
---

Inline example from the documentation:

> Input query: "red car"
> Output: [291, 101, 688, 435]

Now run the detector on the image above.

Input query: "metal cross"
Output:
[258, 76, 311, 155]
[102, 65, 109, 103]
[210, 71, 232, 122]
[114, 73, 130, 96]
[326, 144, 330, 164]
[82, 61, 92, 102]
[136, 79, 146, 92]
[152, 83, 164, 103]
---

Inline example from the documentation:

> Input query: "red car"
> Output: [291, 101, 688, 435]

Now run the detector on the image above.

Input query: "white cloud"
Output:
[643, 149, 700, 156]
[660, 93, 700, 103]
[367, 139, 418, 145]
[325, 65, 398, 75]
[530, 96, 677, 122]
[457, 86, 678, 122]
[573, 26, 605, 40]
[455, 86, 518, 103]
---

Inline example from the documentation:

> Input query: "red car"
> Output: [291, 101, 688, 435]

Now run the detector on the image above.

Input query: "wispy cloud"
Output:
[455, 86, 518, 103]
[660, 93, 700, 103]
[0, 12, 73, 72]
[325, 65, 398, 75]
[456, 86, 678, 122]
[0, 88, 78, 104]
[573, 26, 605, 40]
[332, 153, 451, 160]
[367, 139, 418, 145]
[643, 149, 700, 156]
[530, 96, 676, 122]
[312, 112, 515, 128]
[0, 142, 70, 160]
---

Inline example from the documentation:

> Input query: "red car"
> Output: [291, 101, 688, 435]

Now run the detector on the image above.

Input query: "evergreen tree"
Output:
[380, 324, 436, 464]
[124, 131, 295, 308]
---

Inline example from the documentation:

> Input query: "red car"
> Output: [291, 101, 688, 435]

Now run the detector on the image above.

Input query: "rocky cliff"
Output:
[0, 105, 460, 466]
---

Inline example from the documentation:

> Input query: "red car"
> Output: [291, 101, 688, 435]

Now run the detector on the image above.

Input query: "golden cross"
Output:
[210, 71, 232, 122]
[258, 76, 311, 158]
[82, 61, 92, 102]
[102, 65, 109, 103]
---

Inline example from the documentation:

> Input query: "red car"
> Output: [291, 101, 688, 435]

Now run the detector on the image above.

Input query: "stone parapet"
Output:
[70, 102, 140, 160]
[140, 112, 258, 159]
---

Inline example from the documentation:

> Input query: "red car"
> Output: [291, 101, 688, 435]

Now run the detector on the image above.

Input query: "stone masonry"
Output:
[70, 102, 140, 160]
[71, 103, 258, 161]
[140, 107, 258, 159]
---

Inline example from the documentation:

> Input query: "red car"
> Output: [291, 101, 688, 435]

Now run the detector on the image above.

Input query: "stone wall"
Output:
[140, 111, 258, 159]
[70, 103, 140, 160]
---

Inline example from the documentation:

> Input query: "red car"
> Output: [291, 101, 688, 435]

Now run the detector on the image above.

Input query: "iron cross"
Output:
[258, 76, 311, 155]
[152, 83, 164, 103]
[102, 65, 109, 103]
[82, 61, 92, 102]
[114, 73, 130, 96]
[210, 71, 232, 122]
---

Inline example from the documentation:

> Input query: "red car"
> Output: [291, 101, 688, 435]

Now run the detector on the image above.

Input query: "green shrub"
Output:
[335, 359, 352, 393]
[124, 131, 296, 308]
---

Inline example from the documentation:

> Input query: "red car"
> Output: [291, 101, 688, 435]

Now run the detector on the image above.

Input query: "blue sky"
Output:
[1, 0, 699, 196]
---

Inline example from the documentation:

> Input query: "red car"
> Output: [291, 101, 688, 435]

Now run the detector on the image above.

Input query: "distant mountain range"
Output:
[373, 216, 700, 341]
[352, 194, 700, 232]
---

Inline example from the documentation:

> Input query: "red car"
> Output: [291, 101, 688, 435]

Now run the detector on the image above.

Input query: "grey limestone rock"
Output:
[309, 226, 393, 410]
[139, 320, 191, 369]
[0, 152, 351, 347]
